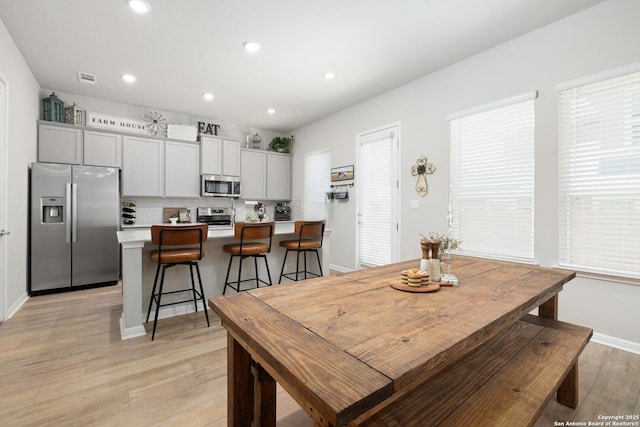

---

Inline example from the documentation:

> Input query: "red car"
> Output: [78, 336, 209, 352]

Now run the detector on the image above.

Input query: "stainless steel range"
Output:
[196, 207, 233, 229]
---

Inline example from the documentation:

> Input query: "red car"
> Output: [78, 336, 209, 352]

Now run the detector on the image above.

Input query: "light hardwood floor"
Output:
[0, 283, 638, 426]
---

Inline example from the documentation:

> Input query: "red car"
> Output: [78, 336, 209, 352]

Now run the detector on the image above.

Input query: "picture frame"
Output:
[331, 165, 354, 182]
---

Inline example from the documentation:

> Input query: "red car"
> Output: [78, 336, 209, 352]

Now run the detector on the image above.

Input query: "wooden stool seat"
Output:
[223, 243, 270, 256]
[279, 239, 321, 251]
[146, 223, 210, 340]
[223, 222, 275, 295]
[278, 220, 325, 283]
[150, 248, 205, 264]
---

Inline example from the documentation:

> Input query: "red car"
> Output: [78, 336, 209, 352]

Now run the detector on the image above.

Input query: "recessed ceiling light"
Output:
[122, 74, 137, 83]
[267, 108, 276, 114]
[324, 72, 336, 80]
[243, 41, 261, 54]
[126, 0, 151, 14]
[203, 93, 214, 101]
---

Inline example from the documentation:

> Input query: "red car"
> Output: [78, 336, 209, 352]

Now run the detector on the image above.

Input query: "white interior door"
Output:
[0, 75, 8, 322]
[356, 124, 400, 269]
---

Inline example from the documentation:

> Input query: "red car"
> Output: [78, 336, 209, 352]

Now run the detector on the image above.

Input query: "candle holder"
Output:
[441, 250, 459, 285]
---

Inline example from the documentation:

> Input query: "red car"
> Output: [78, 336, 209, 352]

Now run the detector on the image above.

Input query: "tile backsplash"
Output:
[121, 197, 299, 225]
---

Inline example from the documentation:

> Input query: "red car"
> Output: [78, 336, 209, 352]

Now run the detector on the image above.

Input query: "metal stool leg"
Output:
[195, 262, 210, 326]
[295, 249, 302, 281]
[236, 255, 244, 292]
[315, 249, 323, 276]
[223, 255, 234, 295]
[254, 255, 260, 288]
[189, 263, 198, 313]
[151, 265, 168, 341]
[279, 249, 289, 283]
[146, 263, 161, 323]
[263, 254, 273, 286]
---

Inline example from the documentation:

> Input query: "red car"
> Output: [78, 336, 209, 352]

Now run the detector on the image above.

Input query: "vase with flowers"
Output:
[435, 233, 462, 283]
[420, 232, 462, 283]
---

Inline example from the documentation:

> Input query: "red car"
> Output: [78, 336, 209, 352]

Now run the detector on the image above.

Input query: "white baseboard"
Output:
[6, 292, 29, 320]
[592, 332, 640, 355]
[329, 264, 353, 274]
[119, 316, 147, 340]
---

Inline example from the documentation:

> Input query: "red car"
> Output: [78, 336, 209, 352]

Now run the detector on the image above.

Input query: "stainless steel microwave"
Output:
[201, 175, 241, 197]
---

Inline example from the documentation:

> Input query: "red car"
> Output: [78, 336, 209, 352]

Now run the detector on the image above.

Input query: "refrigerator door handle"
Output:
[72, 183, 78, 243]
[65, 182, 72, 243]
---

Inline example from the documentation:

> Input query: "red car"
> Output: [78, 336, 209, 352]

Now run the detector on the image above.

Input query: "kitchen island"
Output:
[116, 222, 331, 340]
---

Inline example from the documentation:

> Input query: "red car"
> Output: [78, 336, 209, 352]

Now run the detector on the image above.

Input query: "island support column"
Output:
[119, 241, 147, 339]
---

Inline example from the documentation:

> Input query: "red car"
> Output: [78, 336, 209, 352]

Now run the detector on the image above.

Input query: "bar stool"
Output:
[278, 220, 325, 283]
[146, 223, 210, 341]
[222, 221, 275, 295]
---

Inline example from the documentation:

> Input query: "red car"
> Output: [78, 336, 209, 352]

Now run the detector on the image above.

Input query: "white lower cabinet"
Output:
[122, 136, 164, 197]
[165, 141, 200, 198]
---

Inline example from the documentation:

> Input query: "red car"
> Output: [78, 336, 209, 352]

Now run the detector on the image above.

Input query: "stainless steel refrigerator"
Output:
[30, 163, 120, 293]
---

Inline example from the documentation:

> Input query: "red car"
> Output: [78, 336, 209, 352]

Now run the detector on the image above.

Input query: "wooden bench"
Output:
[354, 314, 592, 427]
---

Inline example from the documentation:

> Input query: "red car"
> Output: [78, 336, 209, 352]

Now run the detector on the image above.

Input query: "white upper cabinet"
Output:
[165, 141, 200, 198]
[240, 149, 292, 201]
[222, 139, 241, 176]
[266, 152, 292, 201]
[201, 136, 222, 175]
[38, 123, 83, 165]
[83, 130, 122, 168]
[122, 136, 164, 197]
[201, 136, 240, 176]
[240, 149, 267, 200]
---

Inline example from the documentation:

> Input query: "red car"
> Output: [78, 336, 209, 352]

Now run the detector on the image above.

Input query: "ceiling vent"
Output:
[77, 72, 97, 85]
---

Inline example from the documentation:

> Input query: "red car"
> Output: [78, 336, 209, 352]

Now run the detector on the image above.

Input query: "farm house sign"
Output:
[85, 111, 147, 134]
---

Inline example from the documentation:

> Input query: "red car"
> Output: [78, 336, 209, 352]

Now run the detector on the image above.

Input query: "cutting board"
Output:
[162, 207, 187, 223]
[389, 280, 440, 293]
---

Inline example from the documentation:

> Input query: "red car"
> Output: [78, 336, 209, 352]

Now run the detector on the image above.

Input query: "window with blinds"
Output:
[304, 149, 331, 221]
[448, 92, 536, 263]
[558, 65, 640, 278]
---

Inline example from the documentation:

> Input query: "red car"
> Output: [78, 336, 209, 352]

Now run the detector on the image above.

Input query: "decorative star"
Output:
[411, 155, 436, 197]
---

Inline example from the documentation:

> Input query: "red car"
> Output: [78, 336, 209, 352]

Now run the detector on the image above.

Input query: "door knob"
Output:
[0, 229, 10, 236]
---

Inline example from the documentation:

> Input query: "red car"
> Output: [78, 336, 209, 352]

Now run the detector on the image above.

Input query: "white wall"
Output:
[0, 18, 40, 317]
[292, 0, 640, 344]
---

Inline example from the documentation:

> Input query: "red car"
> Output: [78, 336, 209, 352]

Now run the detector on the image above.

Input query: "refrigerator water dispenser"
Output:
[42, 197, 63, 223]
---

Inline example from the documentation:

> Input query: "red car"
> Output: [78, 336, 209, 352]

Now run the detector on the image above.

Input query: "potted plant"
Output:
[268, 136, 293, 153]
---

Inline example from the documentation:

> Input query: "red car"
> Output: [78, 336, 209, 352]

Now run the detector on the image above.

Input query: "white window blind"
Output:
[449, 93, 536, 263]
[558, 67, 640, 278]
[304, 149, 331, 221]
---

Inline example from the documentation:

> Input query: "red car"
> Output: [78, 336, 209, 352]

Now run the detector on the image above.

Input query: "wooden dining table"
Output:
[208, 255, 577, 427]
